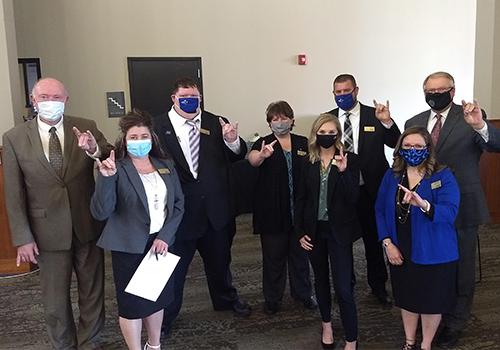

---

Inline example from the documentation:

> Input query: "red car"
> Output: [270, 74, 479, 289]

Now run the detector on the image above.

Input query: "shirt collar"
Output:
[37, 115, 64, 133]
[430, 105, 452, 120]
[168, 106, 201, 128]
[339, 101, 360, 118]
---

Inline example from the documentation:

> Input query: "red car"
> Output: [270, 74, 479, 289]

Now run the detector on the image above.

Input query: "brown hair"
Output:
[392, 126, 443, 177]
[114, 109, 167, 160]
[171, 77, 199, 95]
[308, 113, 344, 163]
[265, 100, 295, 129]
[333, 74, 357, 88]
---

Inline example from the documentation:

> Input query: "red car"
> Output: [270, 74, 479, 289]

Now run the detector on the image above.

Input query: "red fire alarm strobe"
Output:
[298, 53, 307, 65]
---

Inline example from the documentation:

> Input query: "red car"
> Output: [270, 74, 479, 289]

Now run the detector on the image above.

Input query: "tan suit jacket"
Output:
[2, 115, 111, 251]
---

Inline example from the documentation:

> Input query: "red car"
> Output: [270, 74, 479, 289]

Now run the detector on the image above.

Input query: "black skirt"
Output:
[111, 234, 174, 319]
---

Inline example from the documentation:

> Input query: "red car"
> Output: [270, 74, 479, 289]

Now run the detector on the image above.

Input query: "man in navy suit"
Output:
[327, 74, 401, 306]
[406, 71, 500, 347]
[153, 78, 251, 334]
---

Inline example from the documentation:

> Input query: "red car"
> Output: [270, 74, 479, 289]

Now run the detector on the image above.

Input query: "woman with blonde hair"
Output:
[295, 113, 361, 350]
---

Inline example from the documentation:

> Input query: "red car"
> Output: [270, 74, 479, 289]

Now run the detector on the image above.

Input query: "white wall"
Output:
[12, 0, 477, 141]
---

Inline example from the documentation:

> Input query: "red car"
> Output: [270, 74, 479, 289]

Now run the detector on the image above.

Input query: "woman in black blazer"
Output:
[248, 101, 314, 314]
[91, 110, 184, 350]
[295, 113, 361, 350]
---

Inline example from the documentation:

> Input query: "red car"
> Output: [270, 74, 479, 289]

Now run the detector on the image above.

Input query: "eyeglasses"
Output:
[402, 144, 427, 150]
[424, 87, 454, 94]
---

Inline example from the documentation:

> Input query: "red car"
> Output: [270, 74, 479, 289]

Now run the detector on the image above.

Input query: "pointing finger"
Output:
[269, 140, 277, 147]
[386, 100, 390, 109]
[218, 117, 227, 127]
[72, 126, 82, 138]
[110, 150, 115, 162]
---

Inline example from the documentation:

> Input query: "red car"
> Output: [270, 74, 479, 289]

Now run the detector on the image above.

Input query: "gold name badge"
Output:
[364, 126, 375, 132]
[200, 128, 210, 135]
[431, 180, 442, 189]
[297, 150, 307, 156]
[158, 168, 170, 175]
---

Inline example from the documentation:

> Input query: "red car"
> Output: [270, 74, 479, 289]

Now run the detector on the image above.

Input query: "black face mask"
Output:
[425, 89, 453, 111]
[316, 134, 337, 149]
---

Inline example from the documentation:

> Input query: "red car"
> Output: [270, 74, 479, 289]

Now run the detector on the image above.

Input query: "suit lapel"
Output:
[436, 103, 461, 151]
[357, 104, 368, 155]
[327, 160, 340, 201]
[26, 119, 63, 181]
[122, 157, 150, 215]
[158, 114, 191, 175]
[62, 116, 76, 178]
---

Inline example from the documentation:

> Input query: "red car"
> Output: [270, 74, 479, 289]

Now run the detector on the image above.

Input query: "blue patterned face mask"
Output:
[335, 92, 356, 111]
[127, 139, 152, 158]
[178, 97, 199, 113]
[399, 147, 429, 166]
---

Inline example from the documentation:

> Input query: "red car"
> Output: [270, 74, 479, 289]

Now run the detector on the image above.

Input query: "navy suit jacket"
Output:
[153, 110, 246, 240]
[328, 103, 401, 199]
[91, 157, 184, 254]
[375, 168, 459, 264]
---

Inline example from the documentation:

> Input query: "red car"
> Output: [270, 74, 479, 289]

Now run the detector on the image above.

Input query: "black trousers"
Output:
[260, 230, 312, 303]
[443, 225, 478, 331]
[163, 222, 239, 329]
[308, 221, 358, 342]
[357, 185, 388, 293]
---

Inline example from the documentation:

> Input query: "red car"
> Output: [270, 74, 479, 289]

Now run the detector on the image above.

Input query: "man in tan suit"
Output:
[2, 78, 111, 349]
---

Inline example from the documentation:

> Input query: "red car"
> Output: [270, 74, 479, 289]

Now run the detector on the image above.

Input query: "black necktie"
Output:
[49, 127, 63, 176]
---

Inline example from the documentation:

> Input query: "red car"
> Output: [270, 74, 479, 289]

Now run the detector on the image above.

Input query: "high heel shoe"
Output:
[321, 328, 336, 349]
[144, 341, 161, 350]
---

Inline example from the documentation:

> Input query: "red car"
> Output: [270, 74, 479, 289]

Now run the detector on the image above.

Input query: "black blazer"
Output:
[405, 103, 500, 227]
[328, 103, 401, 199]
[295, 152, 362, 246]
[251, 133, 309, 235]
[153, 110, 247, 240]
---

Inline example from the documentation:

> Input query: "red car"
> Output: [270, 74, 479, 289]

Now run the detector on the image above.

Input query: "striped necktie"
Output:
[431, 114, 442, 145]
[186, 119, 200, 173]
[49, 127, 63, 176]
[343, 112, 354, 152]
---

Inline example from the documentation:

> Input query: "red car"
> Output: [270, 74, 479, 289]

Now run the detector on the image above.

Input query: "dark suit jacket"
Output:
[405, 103, 500, 228]
[328, 103, 401, 199]
[91, 157, 184, 254]
[295, 152, 362, 246]
[2, 116, 111, 250]
[251, 133, 308, 235]
[153, 110, 247, 240]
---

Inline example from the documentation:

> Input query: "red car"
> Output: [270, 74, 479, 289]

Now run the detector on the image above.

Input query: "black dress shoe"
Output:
[435, 327, 461, 348]
[263, 301, 280, 315]
[302, 296, 318, 310]
[232, 299, 252, 317]
[372, 290, 392, 306]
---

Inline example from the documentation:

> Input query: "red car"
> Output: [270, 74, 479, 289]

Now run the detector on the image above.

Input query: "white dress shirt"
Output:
[139, 171, 167, 234]
[37, 117, 65, 161]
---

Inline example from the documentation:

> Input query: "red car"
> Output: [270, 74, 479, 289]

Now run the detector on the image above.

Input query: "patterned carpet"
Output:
[0, 215, 499, 350]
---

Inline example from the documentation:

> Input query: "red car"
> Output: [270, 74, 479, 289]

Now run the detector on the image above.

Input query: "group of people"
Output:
[3, 71, 499, 350]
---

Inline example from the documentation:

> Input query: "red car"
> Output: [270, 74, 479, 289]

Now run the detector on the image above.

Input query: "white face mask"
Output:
[36, 101, 65, 121]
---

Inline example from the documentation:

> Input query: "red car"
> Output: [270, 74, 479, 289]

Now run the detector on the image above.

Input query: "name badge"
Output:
[364, 126, 375, 132]
[431, 180, 442, 189]
[158, 168, 170, 175]
[297, 150, 307, 156]
[200, 128, 210, 135]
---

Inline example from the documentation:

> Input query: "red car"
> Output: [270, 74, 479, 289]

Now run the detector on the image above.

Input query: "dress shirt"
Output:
[37, 116, 65, 161]
[139, 171, 167, 234]
[168, 107, 241, 178]
[427, 105, 489, 142]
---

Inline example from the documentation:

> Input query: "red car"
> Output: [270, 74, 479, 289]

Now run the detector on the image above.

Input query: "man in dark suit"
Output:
[405, 71, 500, 347]
[327, 74, 401, 305]
[2, 77, 111, 349]
[153, 78, 251, 333]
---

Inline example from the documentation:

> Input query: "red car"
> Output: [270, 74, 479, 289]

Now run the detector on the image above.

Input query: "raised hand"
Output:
[151, 238, 168, 256]
[219, 117, 239, 143]
[95, 150, 116, 177]
[259, 140, 277, 159]
[398, 184, 427, 210]
[334, 148, 348, 172]
[16, 242, 39, 266]
[462, 99, 485, 130]
[373, 99, 391, 123]
[73, 127, 97, 153]
[299, 235, 314, 251]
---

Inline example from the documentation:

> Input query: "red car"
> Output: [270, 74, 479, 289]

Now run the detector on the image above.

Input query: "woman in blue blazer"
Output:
[375, 126, 459, 350]
[91, 110, 184, 350]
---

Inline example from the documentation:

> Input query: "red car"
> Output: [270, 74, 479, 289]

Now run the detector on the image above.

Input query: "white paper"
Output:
[125, 251, 180, 302]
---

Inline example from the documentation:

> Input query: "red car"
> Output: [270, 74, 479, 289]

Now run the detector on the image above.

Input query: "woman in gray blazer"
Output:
[91, 110, 184, 350]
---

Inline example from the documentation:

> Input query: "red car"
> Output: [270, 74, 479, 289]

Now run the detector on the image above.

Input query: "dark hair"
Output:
[114, 109, 167, 160]
[265, 101, 295, 129]
[171, 77, 199, 95]
[392, 126, 443, 177]
[333, 74, 357, 88]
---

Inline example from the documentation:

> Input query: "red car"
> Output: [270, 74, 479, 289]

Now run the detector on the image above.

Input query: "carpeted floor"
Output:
[0, 214, 499, 349]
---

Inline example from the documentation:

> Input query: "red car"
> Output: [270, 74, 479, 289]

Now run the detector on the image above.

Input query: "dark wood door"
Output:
[128, 57, 203, 117]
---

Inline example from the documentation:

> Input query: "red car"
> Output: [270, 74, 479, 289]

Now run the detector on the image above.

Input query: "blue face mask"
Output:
[127, 139, 152, 158]
[399, 148, 429, 167]
[178, 97, 199, 113]
[335, 92, 356, 111]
